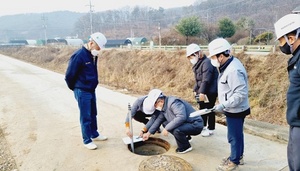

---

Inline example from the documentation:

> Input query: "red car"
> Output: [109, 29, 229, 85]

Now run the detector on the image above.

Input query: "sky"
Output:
[0, 0, 197, 17]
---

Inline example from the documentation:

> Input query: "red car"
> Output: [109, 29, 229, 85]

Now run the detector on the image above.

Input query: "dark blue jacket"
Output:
[286, 46, 300, 127]
[65, 46, 98, 92]
[193, 55, 218, 95]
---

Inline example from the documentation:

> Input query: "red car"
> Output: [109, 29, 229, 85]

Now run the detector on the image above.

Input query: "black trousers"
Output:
[198, 94, 217, 130]
[133, 111, 150, 125]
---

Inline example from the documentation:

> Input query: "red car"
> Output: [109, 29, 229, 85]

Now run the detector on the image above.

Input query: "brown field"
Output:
[0, 46, 290, 126]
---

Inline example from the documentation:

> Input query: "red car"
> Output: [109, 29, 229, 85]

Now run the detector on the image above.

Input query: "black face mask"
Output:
[279, 42, 292, 55]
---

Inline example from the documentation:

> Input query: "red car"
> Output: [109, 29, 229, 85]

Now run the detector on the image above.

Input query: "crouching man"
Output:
[141, 89, 203, 154]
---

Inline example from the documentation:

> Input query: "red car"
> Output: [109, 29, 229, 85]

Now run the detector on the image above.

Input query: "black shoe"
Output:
[156, 128, 161, 133]
[186, 135, 192, 142]
[176, 146, 193, 154]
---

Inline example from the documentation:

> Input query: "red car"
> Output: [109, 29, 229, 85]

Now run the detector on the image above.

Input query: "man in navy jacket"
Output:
[65, 32, 108, 150]
[274, 14, 300, 171]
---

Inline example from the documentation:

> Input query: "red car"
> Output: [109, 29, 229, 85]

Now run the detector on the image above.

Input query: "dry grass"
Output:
[0, 46, 290, 126]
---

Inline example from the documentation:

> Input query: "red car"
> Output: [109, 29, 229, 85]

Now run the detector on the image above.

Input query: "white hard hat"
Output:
[186, 43, 201, 57]
[208, 38, 231, 58]
[143, 89, 163, 114]
[274, 14, 300, 40]
[90, 32, 107, 49]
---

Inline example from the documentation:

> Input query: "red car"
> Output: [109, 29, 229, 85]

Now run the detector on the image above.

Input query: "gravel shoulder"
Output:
[0, 129, 17, 171]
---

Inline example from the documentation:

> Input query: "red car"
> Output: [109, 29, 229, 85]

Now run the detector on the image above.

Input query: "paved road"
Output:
[0, 54, 288, 171]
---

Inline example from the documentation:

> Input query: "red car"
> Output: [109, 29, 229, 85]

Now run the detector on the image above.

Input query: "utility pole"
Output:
[130, 21, 134, 37]
[206, 10, 209, 24]
[88, 0, 93, 34]
[41, 14, 47, 45]
[249, 29, 252, 45]
[158, 22, 161, 48]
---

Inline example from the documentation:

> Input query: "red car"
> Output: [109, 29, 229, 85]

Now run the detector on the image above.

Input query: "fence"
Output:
[120, 45, 276, 55]
[0, 43, 276, 55]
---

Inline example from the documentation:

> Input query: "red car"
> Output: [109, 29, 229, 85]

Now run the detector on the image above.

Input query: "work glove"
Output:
[213, 104, 225, 113]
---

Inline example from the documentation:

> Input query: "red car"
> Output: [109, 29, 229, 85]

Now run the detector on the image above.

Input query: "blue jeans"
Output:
[288, 126, 300, 171]
[226, 117, 245, 164]
[74, 88, 99, 144]
[169, 120, 203, 150]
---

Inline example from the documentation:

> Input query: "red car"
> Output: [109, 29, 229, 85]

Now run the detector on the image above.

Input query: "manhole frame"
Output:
[127, 137, 170, 156]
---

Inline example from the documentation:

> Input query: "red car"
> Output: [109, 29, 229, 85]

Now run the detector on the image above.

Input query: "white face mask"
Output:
[211, 58, 220, 67]
[190, 56, 198, 65]
[91, 49, 100, 56]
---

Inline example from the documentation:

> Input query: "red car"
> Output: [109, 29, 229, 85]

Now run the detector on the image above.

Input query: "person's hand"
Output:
[199, 93, 206, 101]
[142, 132, 151, 141]
[162, 129, 169, 136]
[126, 128, 133, 138]
[213, 104, 225, 112]
[139, 130, 144, 138]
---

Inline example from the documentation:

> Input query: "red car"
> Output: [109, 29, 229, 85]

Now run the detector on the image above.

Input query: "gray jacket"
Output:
[218, 57, 250, 114]
[125, 96, 147, 124]
[146, 96, 203, 134]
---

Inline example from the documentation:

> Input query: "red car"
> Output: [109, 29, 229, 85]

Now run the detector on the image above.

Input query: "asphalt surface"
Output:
[0, 54, 289, 171]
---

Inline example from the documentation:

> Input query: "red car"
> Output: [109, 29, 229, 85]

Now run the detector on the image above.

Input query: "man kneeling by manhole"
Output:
[141, 89, 204, 154]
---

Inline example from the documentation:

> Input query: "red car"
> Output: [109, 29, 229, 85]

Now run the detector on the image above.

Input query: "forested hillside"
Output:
[0, 0, 299, 44]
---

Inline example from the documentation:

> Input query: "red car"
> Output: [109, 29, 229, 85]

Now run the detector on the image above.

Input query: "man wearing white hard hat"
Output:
[65, 32, 107, 150]
[186, 43, 218, 137]
[141, 89, 204, 154]
[274, 13, 300, 171]
[124, 94, 161, 138]
[208, 38, 250, 171]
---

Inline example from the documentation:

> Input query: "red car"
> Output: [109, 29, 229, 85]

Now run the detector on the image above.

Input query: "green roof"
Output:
[292, 6, 300, 13]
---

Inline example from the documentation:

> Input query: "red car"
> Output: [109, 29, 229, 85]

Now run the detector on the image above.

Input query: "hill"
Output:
[0, 11, 85, 41]
[0, 0, 299, 42]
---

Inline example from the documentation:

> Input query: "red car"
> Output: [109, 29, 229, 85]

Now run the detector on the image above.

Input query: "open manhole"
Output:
[127, 137, 170, 156]
[139, 155, 193, 171]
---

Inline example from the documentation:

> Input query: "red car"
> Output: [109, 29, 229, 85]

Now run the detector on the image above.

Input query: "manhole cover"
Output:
[139, 155, 193, 171]
[128, 137, 170, 156]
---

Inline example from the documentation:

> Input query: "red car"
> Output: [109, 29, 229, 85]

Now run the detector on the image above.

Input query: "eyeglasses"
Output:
[155, 94, 164, 104]
[188, 54, 197, 59]
[216, 53, 222, 58]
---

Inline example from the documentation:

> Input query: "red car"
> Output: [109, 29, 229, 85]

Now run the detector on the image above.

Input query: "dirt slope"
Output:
[0, 46, 290, 126]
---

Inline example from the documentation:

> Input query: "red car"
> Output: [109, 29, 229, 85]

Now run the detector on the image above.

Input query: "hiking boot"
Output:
[216, 160, 239, 171]
[84, 142, 97, 150]
[220, 157, 230, 166]
[92, 135, 108, 141]
[176, 146, 193, 154]
[239, 156, 244, 165]
[221, 156, 244, 166]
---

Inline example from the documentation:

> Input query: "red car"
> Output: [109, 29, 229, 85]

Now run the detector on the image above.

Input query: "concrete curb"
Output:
[216, 115, 289, 143]
[244, 119, 289, 143]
